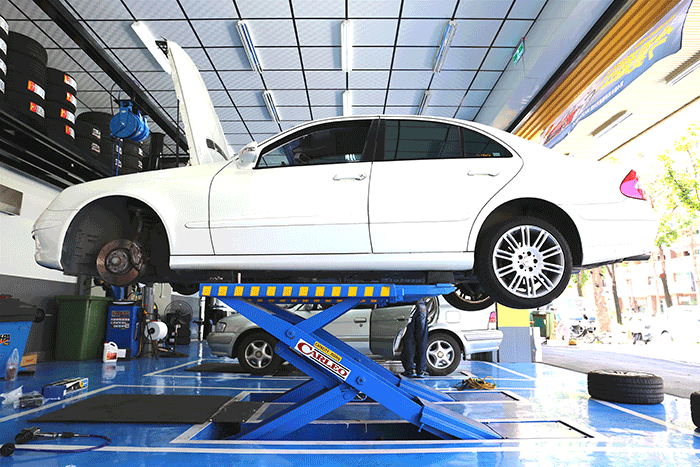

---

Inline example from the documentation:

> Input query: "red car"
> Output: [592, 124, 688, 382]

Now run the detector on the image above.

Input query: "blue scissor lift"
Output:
[201, 282, 501, 441]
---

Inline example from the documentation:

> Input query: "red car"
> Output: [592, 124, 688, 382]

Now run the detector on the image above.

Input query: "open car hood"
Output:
[167, 40, 232, 165]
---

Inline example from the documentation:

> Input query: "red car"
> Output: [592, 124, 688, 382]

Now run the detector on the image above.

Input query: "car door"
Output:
[322, 307, 372, 355]
[368, 118, 523, 253]
[209, 119, 376, 255]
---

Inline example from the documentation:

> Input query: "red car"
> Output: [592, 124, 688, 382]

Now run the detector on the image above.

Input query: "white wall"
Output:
[0, 162, 76, 284]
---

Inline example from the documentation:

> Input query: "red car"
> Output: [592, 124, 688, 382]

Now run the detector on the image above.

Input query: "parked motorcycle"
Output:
[570, 314, 600, 344]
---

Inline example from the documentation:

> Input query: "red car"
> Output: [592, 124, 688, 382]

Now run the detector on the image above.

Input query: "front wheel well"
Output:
[474, 198, 583, 267]
[61, 196, 170, 278]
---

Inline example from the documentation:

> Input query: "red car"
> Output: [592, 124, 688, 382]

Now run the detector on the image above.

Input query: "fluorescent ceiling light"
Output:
[433, 21, 457, 73]
[591, 110, 632, 139]
[343, 90, 352, 116]
[341, 20, 353, 72]
[665, 52, 700, 86]
[417, 90, 431, 115]
[237, 21, 263, 74]
[262, 91, 280, 124]
[131, 22, 171, 74]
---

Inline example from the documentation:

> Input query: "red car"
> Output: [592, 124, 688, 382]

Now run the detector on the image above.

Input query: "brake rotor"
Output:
[96, 239, 144, 286]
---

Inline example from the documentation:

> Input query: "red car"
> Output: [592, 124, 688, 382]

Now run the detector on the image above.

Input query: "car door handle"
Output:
[395, 316, 407, 321]
[354, 317, 367, 323]
[333, 173, 367, 181]
[468, 170, 500, 177]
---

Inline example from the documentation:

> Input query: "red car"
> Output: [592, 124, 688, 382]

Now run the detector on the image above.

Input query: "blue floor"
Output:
[0, 342, 698, 466]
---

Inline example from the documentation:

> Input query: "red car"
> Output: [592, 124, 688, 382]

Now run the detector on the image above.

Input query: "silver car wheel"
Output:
[427, 339, 455, 369]
[244, 339, 274, 369]
[492, 225, 565, 299]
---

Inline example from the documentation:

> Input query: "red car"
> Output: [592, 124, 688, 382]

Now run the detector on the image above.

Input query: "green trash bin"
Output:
[55, 296, 113, 360]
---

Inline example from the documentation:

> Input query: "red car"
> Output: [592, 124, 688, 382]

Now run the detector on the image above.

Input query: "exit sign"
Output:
[512, 40, 524, 65]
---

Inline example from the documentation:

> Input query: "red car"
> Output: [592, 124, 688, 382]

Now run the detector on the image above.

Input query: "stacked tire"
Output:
[0, 16, 8, 109]
[5, 32, 48, 132]
[76, 112, 144, 176]
[692, 391, 699, 429]
[45, 68, 77, 147]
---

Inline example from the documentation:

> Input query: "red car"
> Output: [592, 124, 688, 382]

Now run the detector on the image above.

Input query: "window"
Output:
[381, 120, 512, 161]
[463, 128, 512, 158]
[258, 121, 371, 168]
[383, 120, 460, 161]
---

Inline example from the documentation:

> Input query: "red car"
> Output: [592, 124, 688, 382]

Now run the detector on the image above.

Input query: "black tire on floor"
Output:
[691, 391, 700, 429]
[588, 370, 664, 405]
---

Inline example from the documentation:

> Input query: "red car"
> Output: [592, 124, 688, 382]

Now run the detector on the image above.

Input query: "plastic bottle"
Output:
[102, 342, 118, 363]
[5, 348, 19, 381]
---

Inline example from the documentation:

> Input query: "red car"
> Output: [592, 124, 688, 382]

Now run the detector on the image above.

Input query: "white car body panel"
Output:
[209, 161, 372, 255]
[32, 41, 658, 302]
[168, 41, 231, 165]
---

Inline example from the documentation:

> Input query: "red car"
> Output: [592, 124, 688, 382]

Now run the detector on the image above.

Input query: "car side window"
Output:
[383, 120, 461, 160]
[258, 121, 372, 168]
[463, 128, 512, 158]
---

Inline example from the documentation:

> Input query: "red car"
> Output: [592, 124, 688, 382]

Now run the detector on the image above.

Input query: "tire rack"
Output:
[0, 107, 109, 188]
[200, 282, 502, 441]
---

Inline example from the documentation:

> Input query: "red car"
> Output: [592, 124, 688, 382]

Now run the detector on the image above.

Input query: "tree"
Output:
[605, 263, 623, 325]
[645, 123, 700, 308]
[591, 267, 611, 333]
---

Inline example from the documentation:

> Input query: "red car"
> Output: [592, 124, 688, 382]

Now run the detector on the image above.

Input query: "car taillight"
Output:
[489, 312, 496, 324]
[620, 169, 646, 200]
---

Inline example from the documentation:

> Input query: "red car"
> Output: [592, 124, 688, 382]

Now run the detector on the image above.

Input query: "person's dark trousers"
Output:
[401, 299, 429, 373]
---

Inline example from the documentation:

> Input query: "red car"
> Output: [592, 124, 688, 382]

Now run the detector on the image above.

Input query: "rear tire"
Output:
[477, 217, 572, 309]
[443, 282, 494, 311]
[237, 331, 282, 376]
[588, 370, 664, 404]
[426, 333, 460, 376]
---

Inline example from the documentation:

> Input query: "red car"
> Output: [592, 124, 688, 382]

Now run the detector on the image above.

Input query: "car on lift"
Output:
[205, 296, 501, 376]
[32, 40, 658, 312]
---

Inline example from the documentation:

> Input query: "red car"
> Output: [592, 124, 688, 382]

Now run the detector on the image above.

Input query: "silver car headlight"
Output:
[215, 321, 227, 333]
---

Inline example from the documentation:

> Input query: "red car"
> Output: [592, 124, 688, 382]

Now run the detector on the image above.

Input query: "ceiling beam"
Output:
[32, 0, 188, 152]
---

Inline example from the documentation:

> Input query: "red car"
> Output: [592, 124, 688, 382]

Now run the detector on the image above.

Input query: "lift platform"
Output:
[200, 282, 501, 441]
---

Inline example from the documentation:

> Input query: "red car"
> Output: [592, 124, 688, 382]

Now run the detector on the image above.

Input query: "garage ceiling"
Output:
[1, 0, 617, 160]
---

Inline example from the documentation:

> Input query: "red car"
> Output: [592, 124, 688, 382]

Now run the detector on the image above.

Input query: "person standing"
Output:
[401, 297, 432, 378]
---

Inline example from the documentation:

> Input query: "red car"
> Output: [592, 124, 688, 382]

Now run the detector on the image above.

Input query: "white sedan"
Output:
[32, 41, 657, 310]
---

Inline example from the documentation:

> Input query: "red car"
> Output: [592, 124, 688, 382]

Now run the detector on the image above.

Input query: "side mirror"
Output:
[236, 142, 259, 168]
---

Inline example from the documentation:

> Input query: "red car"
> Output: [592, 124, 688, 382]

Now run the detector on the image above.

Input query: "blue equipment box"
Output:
[43, 377, 88, 399]
[106, 301, 142, 358]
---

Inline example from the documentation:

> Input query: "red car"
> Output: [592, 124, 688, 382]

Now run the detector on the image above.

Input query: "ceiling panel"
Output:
[291, 0, 344, 18]
[300, 47, 339, 70]
[0, 0, 615, 165]
[451, 20, 501, 47]
[305, 71, 345, 89]
[206, 47, 249, 70]
[455, 0, 511, 19]
[348, 0, 401, 18]
[191, 20, 239, 47]
[353, 19, 398, 46]
[401, 0, 457, 18]
[349, 71, 390, 89]
[180, 0, 239, 19]
[123, 0, 185, 20]
[296, 20, 341, 47]
[397, 19, 446, 47]
[431, 70, 476, 89]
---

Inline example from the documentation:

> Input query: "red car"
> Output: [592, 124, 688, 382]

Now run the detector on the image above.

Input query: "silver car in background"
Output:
[206, 296, 502, 376]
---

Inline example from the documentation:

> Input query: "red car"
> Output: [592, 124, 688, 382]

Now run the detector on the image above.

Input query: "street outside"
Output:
[542, 337, 700, 398]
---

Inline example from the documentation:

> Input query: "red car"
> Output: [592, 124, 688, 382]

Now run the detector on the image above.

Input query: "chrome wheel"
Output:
[427, 340, 454, 369]
[426, 333, 460, 375]
[492, 224, 566, 299]
[244, 339, 274, 370]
